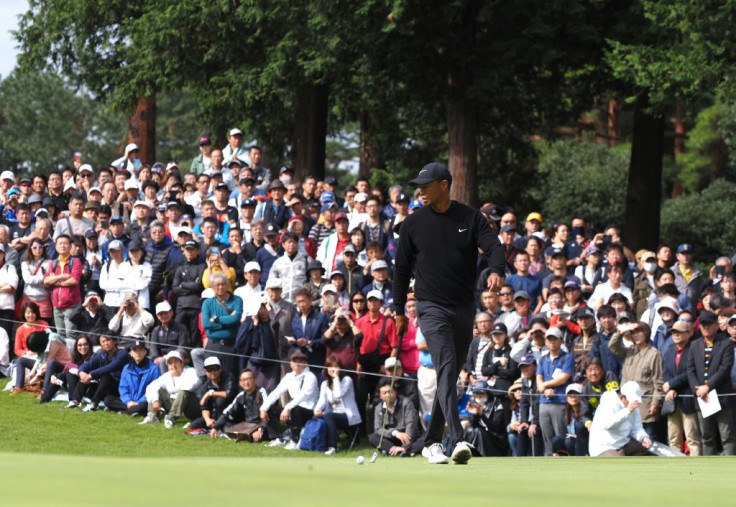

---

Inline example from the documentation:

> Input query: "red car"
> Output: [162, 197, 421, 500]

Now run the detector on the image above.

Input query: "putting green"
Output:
[4, 453, 735, 506]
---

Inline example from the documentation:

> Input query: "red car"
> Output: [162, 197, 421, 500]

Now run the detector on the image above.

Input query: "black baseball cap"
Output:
[408, 162, 452, 186]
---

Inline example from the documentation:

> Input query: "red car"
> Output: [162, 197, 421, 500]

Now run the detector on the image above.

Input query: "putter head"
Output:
[369, 450, 379, 463]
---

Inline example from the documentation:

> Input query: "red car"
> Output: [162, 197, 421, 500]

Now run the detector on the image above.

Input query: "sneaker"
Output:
[324, 447, 336, 456]
[451, 441, 473, 465]
[284, 440, 299, 450]
[81, 403, 98, 412]
[426, 443, 449, 464]
[139, 414, 159, 425]
[64, 400, 80, 409]
[267, 438, 285, 447]
[164, 416, 175, 429]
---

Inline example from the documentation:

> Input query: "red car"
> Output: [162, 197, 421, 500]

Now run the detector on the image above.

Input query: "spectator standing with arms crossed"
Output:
[393, 163, 505, 465]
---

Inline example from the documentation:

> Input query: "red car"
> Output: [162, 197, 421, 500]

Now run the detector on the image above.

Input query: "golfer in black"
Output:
[394, 162, 505, 464]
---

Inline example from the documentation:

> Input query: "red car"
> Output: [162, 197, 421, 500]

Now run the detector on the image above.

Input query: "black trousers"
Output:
[176, 308, 202, 347]
[205, 339, 237, 378]
[72, 375, 118, 405]
[104, 395, 149, 416]
[368, 433, 425, 455]
[0, 309, 15, 356]
[290, 405, 314, 441]
[416, 300, 475, 448]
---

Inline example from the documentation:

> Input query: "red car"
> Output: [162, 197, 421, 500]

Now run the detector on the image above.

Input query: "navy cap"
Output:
[84, 229, 98, 239]
[215, 182, 229, 191]
[184, 240, 200, 249]
[396, 193, 410, 203]
[576, 306, 596, 319]
[491, 323, 508, 335]
[499, 225, 516, 234]
[564, 280, 581, 290]
[549, 247, 566, 258]
[677, 243, 694, 254]
[472, 381, 489, 393]
[228, 159, 243, 168]
[264, 223, 279, 236]
[324, 176, 338, 186]
[110, 216, 124, 224]
[518, 353, 536, 365]
[409, 162, 453, 186]
[241, 198, 257, 208]
[699, 310, 718, 325]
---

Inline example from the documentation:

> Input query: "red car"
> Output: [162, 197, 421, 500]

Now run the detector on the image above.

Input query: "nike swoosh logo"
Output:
[458, 228, 467, 232]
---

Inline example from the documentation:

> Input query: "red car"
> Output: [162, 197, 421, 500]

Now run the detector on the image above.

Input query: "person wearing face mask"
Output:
[633, 250, 659, 320]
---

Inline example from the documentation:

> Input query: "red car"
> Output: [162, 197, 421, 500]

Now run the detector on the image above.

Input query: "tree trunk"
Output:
[127, 95, 156, 164]
[446, 2, 479, 207]
[291, 83, 328, 181]
[622, 97, 664, 251]
[607, 99, 621, 146]
[446, 91, 478, 206]
[359, 110, 378, 178]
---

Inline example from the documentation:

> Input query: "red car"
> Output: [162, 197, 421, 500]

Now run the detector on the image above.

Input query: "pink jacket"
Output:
[44, 256, 82, 309]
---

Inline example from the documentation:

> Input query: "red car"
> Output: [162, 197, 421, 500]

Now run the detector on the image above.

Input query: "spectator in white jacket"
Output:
[140, 350, 201, 428]
[314, 355, 362, 455]
[589, 381, 653, 456]
[259, 350, 318, 449]
[268, 232, 308, 303]
[98, 239, 135, 309]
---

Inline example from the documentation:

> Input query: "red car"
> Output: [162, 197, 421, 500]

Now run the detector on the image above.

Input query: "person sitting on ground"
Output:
[9, 302, 49, 395]
[259, 350, 319, 450]
[192, 356, 237, 431]
[42, 335, 94, 403]
[588, 381, 652, 456]
[579, 357, 619, 433]
[65, 333, 129, 411]
[69, 290, 112, 345]
[211, 368, 281, 443]
[104, 340, 160, 416]
[551, 383, 587, 456]
[369, 377, 423, 457]
[140, 350, 202, 428]
[314, 355, 362, 455]
[462, 380, 511, 457]
[18, 330, 70, 401]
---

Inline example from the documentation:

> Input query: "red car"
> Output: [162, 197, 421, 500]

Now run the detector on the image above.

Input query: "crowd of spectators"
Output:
[1, 130, 735, 457]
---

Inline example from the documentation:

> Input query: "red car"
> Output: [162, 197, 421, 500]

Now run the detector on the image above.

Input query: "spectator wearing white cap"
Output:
[234, 261, 263, 307]
[149, 301, 189, 373]
[126, 200, 154, 245]
[99, 239, 135, 309]
[360, 259, 393, 306]
[588, 381, 652, 456]
[536, 326, 574, 455]
[140, 350, 202, 428]
[222, 128, 249, 165]
[111, 143, 142, 173]
[264, 277, 298, 375]
[192, 356, 238, 431]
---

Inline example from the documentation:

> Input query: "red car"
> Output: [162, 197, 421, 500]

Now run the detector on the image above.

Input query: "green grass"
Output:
[3, 381, 736, 506]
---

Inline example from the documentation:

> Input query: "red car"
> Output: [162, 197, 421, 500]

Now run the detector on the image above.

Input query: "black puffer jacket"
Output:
[172, 259, 206, 310]
[145, 236, 174, 293]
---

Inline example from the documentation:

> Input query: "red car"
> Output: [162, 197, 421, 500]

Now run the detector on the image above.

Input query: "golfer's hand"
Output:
[528, 424, 538, 437]
[487, 273, 504, 292]
[642, 437, 652, 449]
[395, 315, 408, 335]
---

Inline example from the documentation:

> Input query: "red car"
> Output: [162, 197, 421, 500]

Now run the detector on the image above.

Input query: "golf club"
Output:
[370, 329, 405, 464]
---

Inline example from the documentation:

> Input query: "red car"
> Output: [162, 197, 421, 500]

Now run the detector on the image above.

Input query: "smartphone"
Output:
[286, 336, 296, 344]
[100, 220, 109, 229]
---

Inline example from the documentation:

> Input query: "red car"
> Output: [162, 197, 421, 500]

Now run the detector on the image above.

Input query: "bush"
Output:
[524, 139, 629, 231]
[660, 179, 736, 262]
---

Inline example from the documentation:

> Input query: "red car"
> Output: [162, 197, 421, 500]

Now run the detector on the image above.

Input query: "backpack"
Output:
[298, 418, 327, 452]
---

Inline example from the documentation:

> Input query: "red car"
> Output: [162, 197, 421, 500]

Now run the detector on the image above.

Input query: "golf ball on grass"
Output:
[356, 456, 365, 465]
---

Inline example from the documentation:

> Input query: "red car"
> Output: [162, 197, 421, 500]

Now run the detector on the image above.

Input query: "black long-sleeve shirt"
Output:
[393, 201, 505, 314]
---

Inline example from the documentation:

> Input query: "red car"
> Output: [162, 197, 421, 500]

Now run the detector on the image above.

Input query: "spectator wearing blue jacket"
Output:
[104, 340, 161, 416]
[291, 287, 329, 368]
[65, 333, 130, 411]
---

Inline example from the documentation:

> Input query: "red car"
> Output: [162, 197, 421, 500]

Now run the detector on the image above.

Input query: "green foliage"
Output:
[677, 104, 721, 191]
[0, 70, 126, 173]
[155, 91, 202, 170]
[524, 140, 630, 231]
[660, 179, 736, 261]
